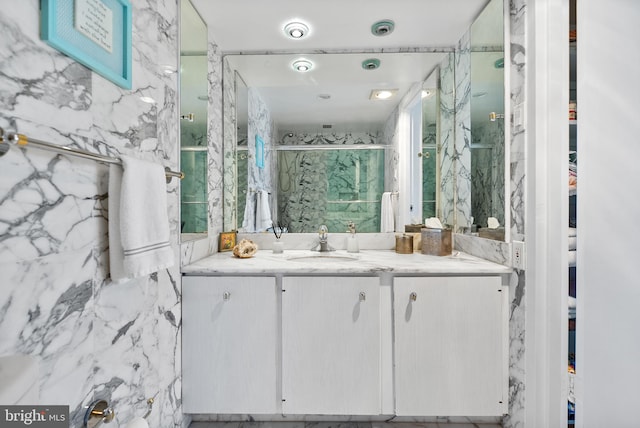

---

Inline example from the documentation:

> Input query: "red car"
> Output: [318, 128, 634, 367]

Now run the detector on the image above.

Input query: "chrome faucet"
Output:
[313, 224, 334, 252]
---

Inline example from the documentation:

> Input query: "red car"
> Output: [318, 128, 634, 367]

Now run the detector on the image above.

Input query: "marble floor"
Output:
[190, 422, 503, 428]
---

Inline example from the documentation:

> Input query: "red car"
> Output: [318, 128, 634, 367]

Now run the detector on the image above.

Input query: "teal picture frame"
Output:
[255, 135, 265, 168]
[41, 0, 132, 89]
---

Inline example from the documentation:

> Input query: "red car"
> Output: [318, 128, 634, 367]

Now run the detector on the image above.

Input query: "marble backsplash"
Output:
[0, 2, 183, 427]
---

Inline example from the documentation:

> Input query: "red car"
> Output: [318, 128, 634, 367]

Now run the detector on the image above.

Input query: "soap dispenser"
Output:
[346, 221, 359, 253]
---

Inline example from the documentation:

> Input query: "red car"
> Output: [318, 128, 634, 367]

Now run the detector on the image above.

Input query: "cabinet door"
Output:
[282, 276, 380, 415]
[394, 276, 507, 416]
[182, 276, 278, 414]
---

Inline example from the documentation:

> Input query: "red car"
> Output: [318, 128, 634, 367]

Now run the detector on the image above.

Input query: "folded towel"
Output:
[255, 190, 272, 232]
[380, 192, 395, 232]
[568, 236, 577, 251]
[568, 296, 577, 320]
[109, 156, 174, 282]
[568, 250, 576, 267]
[569, 227, 577, 237]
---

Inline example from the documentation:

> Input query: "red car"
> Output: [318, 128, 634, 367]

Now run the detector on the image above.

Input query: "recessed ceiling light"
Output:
[292, 59, 313, 72]
[140, 96, 156, 104]
[370, 89, 398, 100]
[284, 21, 310, 39]
[371, 19, 395, 37]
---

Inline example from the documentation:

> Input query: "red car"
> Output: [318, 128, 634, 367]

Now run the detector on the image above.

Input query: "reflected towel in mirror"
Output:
[381, 192, 396, 232]
[255, 190, 272, 232]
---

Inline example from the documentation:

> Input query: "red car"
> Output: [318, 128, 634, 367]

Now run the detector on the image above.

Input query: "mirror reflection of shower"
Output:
[179, 0, 208, 237]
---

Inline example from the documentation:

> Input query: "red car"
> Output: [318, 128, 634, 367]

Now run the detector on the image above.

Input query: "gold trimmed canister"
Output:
[395, 234, 414, 254]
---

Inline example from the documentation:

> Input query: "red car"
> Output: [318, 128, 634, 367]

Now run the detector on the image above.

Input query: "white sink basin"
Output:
[287, 253, 359, 262]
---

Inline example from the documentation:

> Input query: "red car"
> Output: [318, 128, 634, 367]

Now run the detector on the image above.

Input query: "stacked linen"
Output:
[568, 296, 577, 319]
[568, 227, 577, 267]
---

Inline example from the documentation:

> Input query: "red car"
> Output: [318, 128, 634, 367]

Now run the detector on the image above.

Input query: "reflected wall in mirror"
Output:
[470, 0, 506, 238]
[223, 52, 447, 233]
[421, 74, 440, 221]
[180, 0, 208, 238]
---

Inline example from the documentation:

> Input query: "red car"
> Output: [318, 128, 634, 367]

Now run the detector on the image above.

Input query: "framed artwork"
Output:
[255, 135, 264, 168]
[219, 231, 237, 252]
[41, 0, 133, 89]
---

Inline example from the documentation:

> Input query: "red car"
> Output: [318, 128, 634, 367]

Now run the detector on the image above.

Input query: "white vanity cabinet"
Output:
[281, 276, 381, 415]
[182, 276, 278, 414]
[393, 276, 508, 416]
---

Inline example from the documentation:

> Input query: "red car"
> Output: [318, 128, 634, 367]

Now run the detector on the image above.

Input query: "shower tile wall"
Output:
[181, 56, 209, 233]
[0, 2, 183, 427]
[471, 120, 506, 228]
[422, 122, 438, 219]
[277, 132, 384, 233]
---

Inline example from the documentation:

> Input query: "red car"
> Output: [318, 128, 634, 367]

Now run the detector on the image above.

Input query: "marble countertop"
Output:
[181, 249, 512, 276]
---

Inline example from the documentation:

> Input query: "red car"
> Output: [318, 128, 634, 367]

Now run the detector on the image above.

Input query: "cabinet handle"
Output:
[410, 292, 417, 301]
[223, 291, 231, 301]
[359, 291, 366, 302]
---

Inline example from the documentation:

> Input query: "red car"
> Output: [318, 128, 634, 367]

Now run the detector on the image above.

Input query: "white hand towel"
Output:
[380, 192, 395, 232]
[241, 191, 256, 232]
[109, 156, 174, 282]
[255, 190, 272, 232]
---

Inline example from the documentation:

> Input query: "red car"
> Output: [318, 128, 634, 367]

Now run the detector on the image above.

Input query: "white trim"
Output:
[502, 0, 511, 243]
[525, 0, 569, 427]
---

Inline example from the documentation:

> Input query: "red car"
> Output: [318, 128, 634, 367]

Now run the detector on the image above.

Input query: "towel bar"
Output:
[0, 127, 184, 183]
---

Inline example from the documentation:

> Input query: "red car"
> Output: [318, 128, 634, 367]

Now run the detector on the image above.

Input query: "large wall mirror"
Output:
[470, 0, 507, 239]
[223, 52, 446, 233]
[179, 0, 208, 240]
[220, 0, 508, 238]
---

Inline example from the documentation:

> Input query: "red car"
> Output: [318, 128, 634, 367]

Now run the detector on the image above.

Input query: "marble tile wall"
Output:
[222, 57, 238, 232]
[455, 2, 528, 427]
[279, 131, 379, 146]
[454, 31, 473, 231]
[439, 53, 456, 227]
[181, 40, 224, 265]
[0, 2, 183, 427]
[276, 131, 384, 233]
[240, 88, 276, 232]
[503, 1, 527, 427]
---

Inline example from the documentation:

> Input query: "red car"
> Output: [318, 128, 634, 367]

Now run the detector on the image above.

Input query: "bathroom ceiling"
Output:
[189, 0, 490, 52]
[186, 0, 494, 130]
